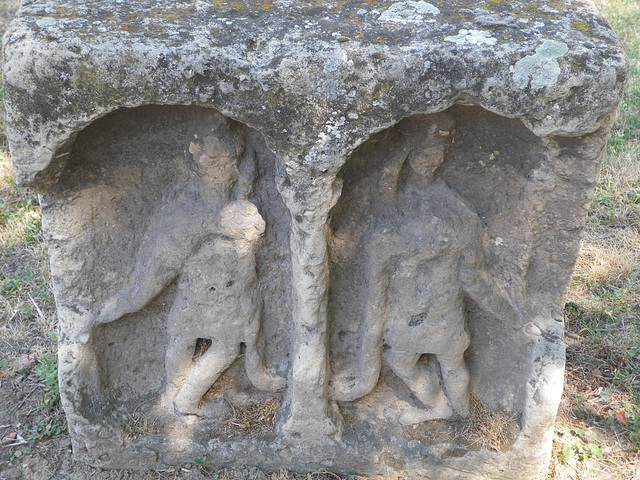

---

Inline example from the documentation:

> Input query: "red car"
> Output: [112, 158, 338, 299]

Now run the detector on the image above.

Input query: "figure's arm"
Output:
[98, 207, 204, 324]
[331, 235, 393, 402]
[458, 240, 522, 322]
[241, 251, 286, 392]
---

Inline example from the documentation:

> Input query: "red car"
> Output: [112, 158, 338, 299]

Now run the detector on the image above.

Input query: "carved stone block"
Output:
[3, 0, 627, 478]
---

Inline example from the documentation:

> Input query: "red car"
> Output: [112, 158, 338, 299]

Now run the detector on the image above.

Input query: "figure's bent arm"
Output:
[331, 237, 393, 401]
[458, 241, 521, 322]
[98, 208, 204, 324]
[243, 280, 286, 391]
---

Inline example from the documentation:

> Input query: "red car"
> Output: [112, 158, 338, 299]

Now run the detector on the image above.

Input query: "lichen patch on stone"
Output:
[444, 29, 497, 46]
[513, 39, 569, 90]
[378, 1, 440, 23]
[35, 17, 56, 27]
[323, 49, 352, 74]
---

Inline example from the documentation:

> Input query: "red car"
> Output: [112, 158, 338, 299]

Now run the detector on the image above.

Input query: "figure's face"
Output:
[406, 119, 449, 179]
[191, 131, 244, 207]
[408, 143, 445, 178]
[196, 134, 240, 186]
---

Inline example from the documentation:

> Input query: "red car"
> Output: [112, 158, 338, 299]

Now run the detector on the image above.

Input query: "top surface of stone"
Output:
[3, 0, 628, 184]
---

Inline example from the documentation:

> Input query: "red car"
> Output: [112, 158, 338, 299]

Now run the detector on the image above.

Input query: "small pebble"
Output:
[1, 431, 17, 444]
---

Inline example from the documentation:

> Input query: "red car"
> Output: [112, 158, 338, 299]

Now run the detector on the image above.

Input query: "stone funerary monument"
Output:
[3, 0, 627, 478]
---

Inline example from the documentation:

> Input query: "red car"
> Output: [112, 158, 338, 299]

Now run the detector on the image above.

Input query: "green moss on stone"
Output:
[76, 64, 100, 92]
[572, 19, 590, 32]
[263, 88, 286, 108]
[372, 80, 394, 100]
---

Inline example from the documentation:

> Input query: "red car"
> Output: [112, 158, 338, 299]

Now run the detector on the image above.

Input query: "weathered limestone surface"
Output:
[3, 0, 627, 479]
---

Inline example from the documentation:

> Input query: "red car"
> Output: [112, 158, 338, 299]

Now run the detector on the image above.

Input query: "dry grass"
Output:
[0, 154, 56, 351]
[552, 4, 640, 476]
[404, 394, 519, 452]
[460, 395, 520, 452]
[123, 407, 162, 441]
[220, 397, 280, 438]
[571, 150, 640, 294]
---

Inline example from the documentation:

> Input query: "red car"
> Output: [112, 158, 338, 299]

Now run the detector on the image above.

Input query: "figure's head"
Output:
[375, 112, 455, 199]
[190, 113, 245, 207]
[407, 142, 445, 178]
[217, 200, 266, 242]
[197, 133, 243, 183]
[405, 112, 455, 179]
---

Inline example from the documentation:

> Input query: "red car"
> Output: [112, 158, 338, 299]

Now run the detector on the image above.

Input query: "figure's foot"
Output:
[172, 390, 203, 416]
[402, 360, 454, 423]
[250, 367, 286, 392]
[160, 388, 177, 412]
[399, 394, 454, 425]
[453, 395, 470, 418]
[329, 375, 367, 402]
[160, 390, 200, 422]
[173, 401, 201, 417]
[399, 379, 454, 425]
[281, 401, 344, 445]
[409, 358, 449, 405]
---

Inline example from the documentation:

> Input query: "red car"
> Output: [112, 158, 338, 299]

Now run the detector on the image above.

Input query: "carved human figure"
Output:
[98, 114, 284, 415]
[331, 114, 518, 422]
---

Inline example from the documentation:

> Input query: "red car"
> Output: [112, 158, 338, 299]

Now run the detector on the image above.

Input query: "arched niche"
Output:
[45, 105, 292, 440]
[329, 105, 574, 439]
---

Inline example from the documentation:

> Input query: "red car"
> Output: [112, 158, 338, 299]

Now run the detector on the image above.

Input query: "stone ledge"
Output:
[3, 0, 627, 185]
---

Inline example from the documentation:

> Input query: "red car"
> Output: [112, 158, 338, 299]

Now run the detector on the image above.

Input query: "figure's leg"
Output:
[384, 348, 453, 419]
[436, 349, 471, 417]
[173, 342, 240, 415]
[331, 255, 390, 402]
[163, 335, 197, 411]
[242, 299, 286, 392]
[244, 341, 286, 392]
